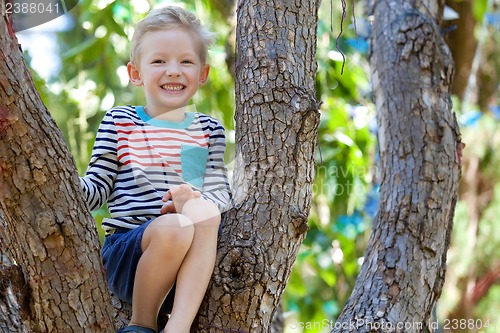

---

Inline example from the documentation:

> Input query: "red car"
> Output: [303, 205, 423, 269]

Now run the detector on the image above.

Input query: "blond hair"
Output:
[130, 6, 215, 65]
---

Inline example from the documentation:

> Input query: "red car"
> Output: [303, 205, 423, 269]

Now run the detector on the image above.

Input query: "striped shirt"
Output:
[80, 105, 231, 233]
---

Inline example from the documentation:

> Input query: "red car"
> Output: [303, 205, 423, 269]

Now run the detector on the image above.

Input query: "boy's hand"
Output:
[160, 197, 176, 214]
[160, 184, 201, 214]
[161, 189, 177, 214]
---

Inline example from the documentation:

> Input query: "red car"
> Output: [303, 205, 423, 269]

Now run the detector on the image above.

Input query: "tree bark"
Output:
[195, 0, 321, 332]
[0, 4, 115, 332]
[332, 1, 461, 332]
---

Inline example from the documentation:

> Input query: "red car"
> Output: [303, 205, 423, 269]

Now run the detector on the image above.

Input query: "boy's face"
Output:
[127, 29, 209, 116]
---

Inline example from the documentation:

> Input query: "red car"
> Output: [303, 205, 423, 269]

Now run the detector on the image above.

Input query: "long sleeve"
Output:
[80, 111, 119, 211]
[201, 119, 231, 213]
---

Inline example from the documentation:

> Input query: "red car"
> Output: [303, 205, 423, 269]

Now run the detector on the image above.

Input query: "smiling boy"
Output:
[127, 28, 210, 119]
[80, 6, 231, 333]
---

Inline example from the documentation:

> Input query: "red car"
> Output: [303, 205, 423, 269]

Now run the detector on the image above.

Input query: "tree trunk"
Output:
[195, 0, 321, 332]
[332, 1, 461, 332]
[0, 5, 115, 332]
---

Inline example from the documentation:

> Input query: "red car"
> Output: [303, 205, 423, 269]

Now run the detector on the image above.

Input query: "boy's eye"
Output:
[181, 60, 194, 64]
[152, 60, 164, 64]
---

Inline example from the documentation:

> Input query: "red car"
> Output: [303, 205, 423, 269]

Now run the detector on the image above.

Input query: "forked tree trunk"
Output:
[332, 1, 461, 332]
[0, 0, 321, 331]
[195, 0, 321, 332]
[0, 5, 115, 333]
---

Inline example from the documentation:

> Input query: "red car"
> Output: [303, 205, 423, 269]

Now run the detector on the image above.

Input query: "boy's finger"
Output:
[160, 201, 176, 214]
[162, 190, 172, 202]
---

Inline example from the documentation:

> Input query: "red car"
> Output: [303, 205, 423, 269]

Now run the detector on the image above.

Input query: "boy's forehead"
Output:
[145, 28, 200, 42]
[140, 29, 204, 56]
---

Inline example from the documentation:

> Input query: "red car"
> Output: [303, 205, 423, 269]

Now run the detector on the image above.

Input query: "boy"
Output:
[80, 6, 231, 333]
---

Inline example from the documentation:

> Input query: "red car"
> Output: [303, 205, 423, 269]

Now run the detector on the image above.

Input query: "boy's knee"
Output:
[144, 215, 195, 250]
[193, 213, 221, 229]
[154, 213, 194, 228]
[182, 198, 221, 227]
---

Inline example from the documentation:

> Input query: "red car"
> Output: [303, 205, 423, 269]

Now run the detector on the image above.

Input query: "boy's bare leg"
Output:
[129, 214, 195, 330]
[163, 198, 221, 333]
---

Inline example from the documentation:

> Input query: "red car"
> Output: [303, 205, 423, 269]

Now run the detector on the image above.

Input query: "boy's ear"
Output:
[198, 64, 210, 86]
[127, 62, 143, 86]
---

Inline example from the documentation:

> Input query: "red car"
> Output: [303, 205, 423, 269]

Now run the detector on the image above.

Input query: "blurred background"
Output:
[17, 0, 499, 332]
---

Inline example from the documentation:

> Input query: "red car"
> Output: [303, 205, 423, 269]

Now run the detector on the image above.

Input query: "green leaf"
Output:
[61, 37, 101, 61]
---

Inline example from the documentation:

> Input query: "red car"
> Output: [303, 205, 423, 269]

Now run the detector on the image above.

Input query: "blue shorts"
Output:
[101, 219, 175, 314]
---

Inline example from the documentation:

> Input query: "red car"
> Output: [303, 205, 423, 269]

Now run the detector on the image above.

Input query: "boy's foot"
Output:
[116, 325, 156, 333]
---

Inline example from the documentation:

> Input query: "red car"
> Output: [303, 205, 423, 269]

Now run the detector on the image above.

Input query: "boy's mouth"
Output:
[161, 84, 185, 91]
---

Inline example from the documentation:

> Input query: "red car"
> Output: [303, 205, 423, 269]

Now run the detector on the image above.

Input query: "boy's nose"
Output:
[166, 66, 181, 77]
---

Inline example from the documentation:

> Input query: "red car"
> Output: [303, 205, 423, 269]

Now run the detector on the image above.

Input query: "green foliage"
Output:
[475, 285, 500, 333]
[281, 2, 377, 330]
[438, 114, 500, 329]
[472, 0, 489, 22]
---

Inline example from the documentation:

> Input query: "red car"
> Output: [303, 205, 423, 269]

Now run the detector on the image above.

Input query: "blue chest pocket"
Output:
[180, 144, 209, 189]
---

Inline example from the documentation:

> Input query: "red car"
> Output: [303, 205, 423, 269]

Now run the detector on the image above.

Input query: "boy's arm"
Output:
[201, 121, 231, 212]
[79, 110, 119, 211]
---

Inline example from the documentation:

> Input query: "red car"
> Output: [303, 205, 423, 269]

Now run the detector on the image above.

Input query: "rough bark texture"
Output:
[0, 4, 115, 332]
[195, 0, 321, 332]
[332, 1, 461, 332]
